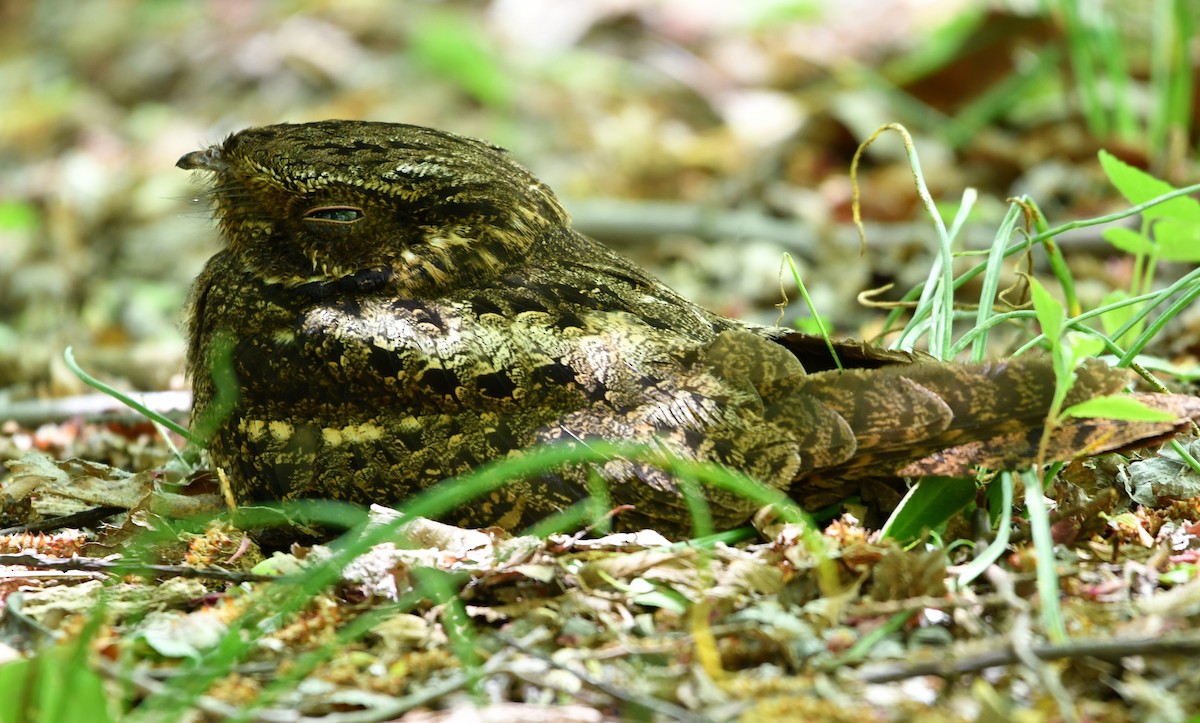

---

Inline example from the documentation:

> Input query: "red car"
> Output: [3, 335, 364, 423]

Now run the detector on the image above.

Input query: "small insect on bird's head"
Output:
[178, 120, 571, 295]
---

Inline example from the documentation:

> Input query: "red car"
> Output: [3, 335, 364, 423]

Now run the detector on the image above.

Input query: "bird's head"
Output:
[178, 120, 570, 295]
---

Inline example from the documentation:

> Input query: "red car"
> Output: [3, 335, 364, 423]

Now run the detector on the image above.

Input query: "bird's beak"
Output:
[176, 147, 226, 172]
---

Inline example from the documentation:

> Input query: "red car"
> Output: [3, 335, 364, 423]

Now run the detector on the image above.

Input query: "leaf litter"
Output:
[3, 434, 1200, 720]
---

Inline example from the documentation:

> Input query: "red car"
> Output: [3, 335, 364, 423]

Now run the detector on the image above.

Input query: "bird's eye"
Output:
[304, 206, 364, 224]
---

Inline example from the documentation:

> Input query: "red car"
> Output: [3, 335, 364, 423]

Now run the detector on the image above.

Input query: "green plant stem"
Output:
[958, 285, 1174, 358]
[1023, 468, 1067, 643]
[829, 609, 918, 667]
[1058, 0, 1108, 136]
[63, 347, 193, 443]
[970, 203, 1022, 362]
[1149, 0, 1194, 162]
[954, 472, 1014, 589]
[850, 123, 956, 356]
[886, 183, 1200, 343]
[783, 252, 842, 371]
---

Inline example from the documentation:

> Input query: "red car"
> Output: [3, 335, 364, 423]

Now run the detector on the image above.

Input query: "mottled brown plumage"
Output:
[178, 120, 1199, 537]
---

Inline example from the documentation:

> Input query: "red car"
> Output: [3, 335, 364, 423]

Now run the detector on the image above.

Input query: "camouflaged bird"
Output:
[178, 120, 1200, 537]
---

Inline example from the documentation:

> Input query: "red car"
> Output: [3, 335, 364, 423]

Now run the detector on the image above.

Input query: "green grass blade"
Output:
[954, 472, 1014, 590]
[1023, 468, 1066, 643]
[970, 203, 1023, 362]
[63, 347, 193, 443]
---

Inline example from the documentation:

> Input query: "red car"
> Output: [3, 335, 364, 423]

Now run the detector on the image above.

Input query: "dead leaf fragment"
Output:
[869, 546, 947, 602]
[1120, 438, 1200, 507]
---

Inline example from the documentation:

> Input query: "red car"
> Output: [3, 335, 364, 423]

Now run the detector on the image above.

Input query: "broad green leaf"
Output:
[882, 476, 976, 542]
[1063, 332, 1106, 365]
[0, 658, 32, 723]
[1063, 395, 1176, 422]
[1098, 149, 1200, 221]
[1102, 226, 1155, 256]
[48, 661, 114, 723]
[0, 647, 115, 723]
[1098, 289, 1138, 338]
[1029, 277, 1064, 344]
[1155, 218, 1200, 262]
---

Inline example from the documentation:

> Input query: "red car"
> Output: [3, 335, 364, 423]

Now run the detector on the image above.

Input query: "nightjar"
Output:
[178, 120, 1199, 537]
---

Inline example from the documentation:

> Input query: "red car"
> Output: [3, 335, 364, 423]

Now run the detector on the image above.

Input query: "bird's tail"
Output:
[790, 356, 1198, 477]
[705, 329, 1200, 488]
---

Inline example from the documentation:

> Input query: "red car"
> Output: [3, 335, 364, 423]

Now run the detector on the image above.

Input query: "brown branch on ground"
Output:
[858, 633, 1200, 683]
[0, 391, 192, 426]
[0, 506, 126, 536]
[843, 591, 1010, 618]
